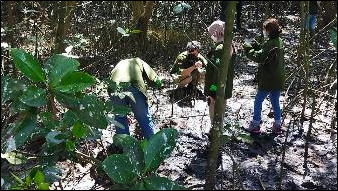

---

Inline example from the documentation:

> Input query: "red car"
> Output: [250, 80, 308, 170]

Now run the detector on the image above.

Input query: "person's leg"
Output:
[253, 90, 269, 124]
[309, 14, 317, 38]
[109, 93, 130, 135]
[247, 90, 268, 133]
[269, 91, 281, 125]
[178, 75, 192, 88]
[128, 86, 154, 140]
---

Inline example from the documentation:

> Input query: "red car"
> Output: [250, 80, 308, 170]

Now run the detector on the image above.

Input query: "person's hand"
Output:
[194, 61, 203, 68]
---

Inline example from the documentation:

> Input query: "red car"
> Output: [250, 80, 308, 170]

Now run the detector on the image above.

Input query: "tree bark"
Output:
[131, 1, 155, 54]
[54, 1, 77, 54]
[300, 1, 310, 125]
[4, 1, 17, 76]
[131, 1, 143, 22]
[204, 1, 236, 190]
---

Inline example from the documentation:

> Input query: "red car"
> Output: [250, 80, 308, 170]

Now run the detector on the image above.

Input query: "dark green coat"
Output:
[204, 43, 236, 99]
[244, 37, 285, 91]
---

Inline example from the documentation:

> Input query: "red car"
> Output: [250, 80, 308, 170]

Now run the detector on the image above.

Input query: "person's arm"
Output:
[140, 60, 162, 88]
[180, 61, 202, 76]
[245, 40, 274, 64]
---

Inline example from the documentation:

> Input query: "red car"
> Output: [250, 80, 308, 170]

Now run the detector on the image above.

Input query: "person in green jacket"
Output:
[171, 41, 208, 93]
[205, 20, 237, 124]
[108, 58, 161, 140]
[243, 18, 285, 135]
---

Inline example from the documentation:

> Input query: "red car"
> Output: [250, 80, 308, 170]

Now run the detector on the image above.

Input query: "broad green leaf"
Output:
[10, 48, 45, 82]
[39, 112, 59, 130]
[37, 182, 49, 190]
[140, 140, 147, 151]
[131, 29, 142, 34]
[10, 99, 32, 115]
[113, 134, 144, 176]
[173, 2, 191, 14]
[60, 110, 78, 129]
[45, 131, 64, 145]
[237, 133, 254, 144]
[117, 27, 126, 35]
[1, 76, 27, 104]
[71, 120, 86, 139]
[102, 154, 137, 184]
[104, 99, 114, 112]
[1, 114, 37, 153]
[65, 140, 75, 151]
[1, 152, 27, 165]
[33, 170, 44, 185]
[113, 105, 131, 116]
[55, 72, 95, 93]
[76, 95, 108, 129]
[19, 86, 47, 107]
[130, 181, 146, 190]
[45, 54, 80, 87]
[144, 175, 186, 190]
[144, 128, 177, 173]
[42, 166, 62, 184]
[10, 172, 24, 185]
[54, 91, 81, 109]
[106, 116, 125, 129]
[83, 125, 102, 140]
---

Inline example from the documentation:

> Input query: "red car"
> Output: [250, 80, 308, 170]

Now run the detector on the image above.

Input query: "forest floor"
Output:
[51, 14, 337, 190]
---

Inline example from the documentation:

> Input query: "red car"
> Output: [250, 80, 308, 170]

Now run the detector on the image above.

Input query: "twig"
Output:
[181, 114, 208, 118]
[303, 91, 316, 174]
[74, 150, 100, 166]
[256, 169, 265, 190]
[276, 116, 293, 190]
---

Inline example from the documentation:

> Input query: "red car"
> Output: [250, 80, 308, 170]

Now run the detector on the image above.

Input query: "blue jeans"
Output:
[109, 85, 154, 140]
[305, 14, 317, 31]
[253, 90, 281, 125]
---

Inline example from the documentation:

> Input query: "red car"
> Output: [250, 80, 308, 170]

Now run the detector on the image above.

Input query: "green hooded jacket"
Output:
[109, 58, 161, 99]
[244, 37, 285, 91]
[204, 43, 236, 99]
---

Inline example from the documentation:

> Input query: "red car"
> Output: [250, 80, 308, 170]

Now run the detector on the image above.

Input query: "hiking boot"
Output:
[246, 121, 261, 134]
[272, 123, 283, 135]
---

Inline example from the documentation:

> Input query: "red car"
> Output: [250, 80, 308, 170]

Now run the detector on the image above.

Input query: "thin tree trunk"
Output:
[303, 90, 316, 174]
[54, 1, 77, 54]
[297, 1, 306, 90]
[138, 1, 155, 43]
[5, 1, 17, 76]
[131, 1, 155, 55]
[204, 1, 236, 190]
[131, 1, 143, 22]
[300, 1, 310, 125]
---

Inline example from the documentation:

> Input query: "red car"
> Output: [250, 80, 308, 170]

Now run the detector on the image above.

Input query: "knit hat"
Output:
[186, 41, 201, 51]
[208, 20, 225, 43]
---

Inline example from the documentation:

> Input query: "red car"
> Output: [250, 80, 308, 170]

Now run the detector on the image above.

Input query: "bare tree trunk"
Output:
[131, 1, 143, 22]
[296, 1, 306, 90]
[300, 1, 310, 126]
[54, 1, 77, 54]
[131, 1, 155, 54]
[303, 90, 316, 174]
[264, 1, 271, 19]
[4, 1, 17, 76]
[204, 1, 236, 190]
